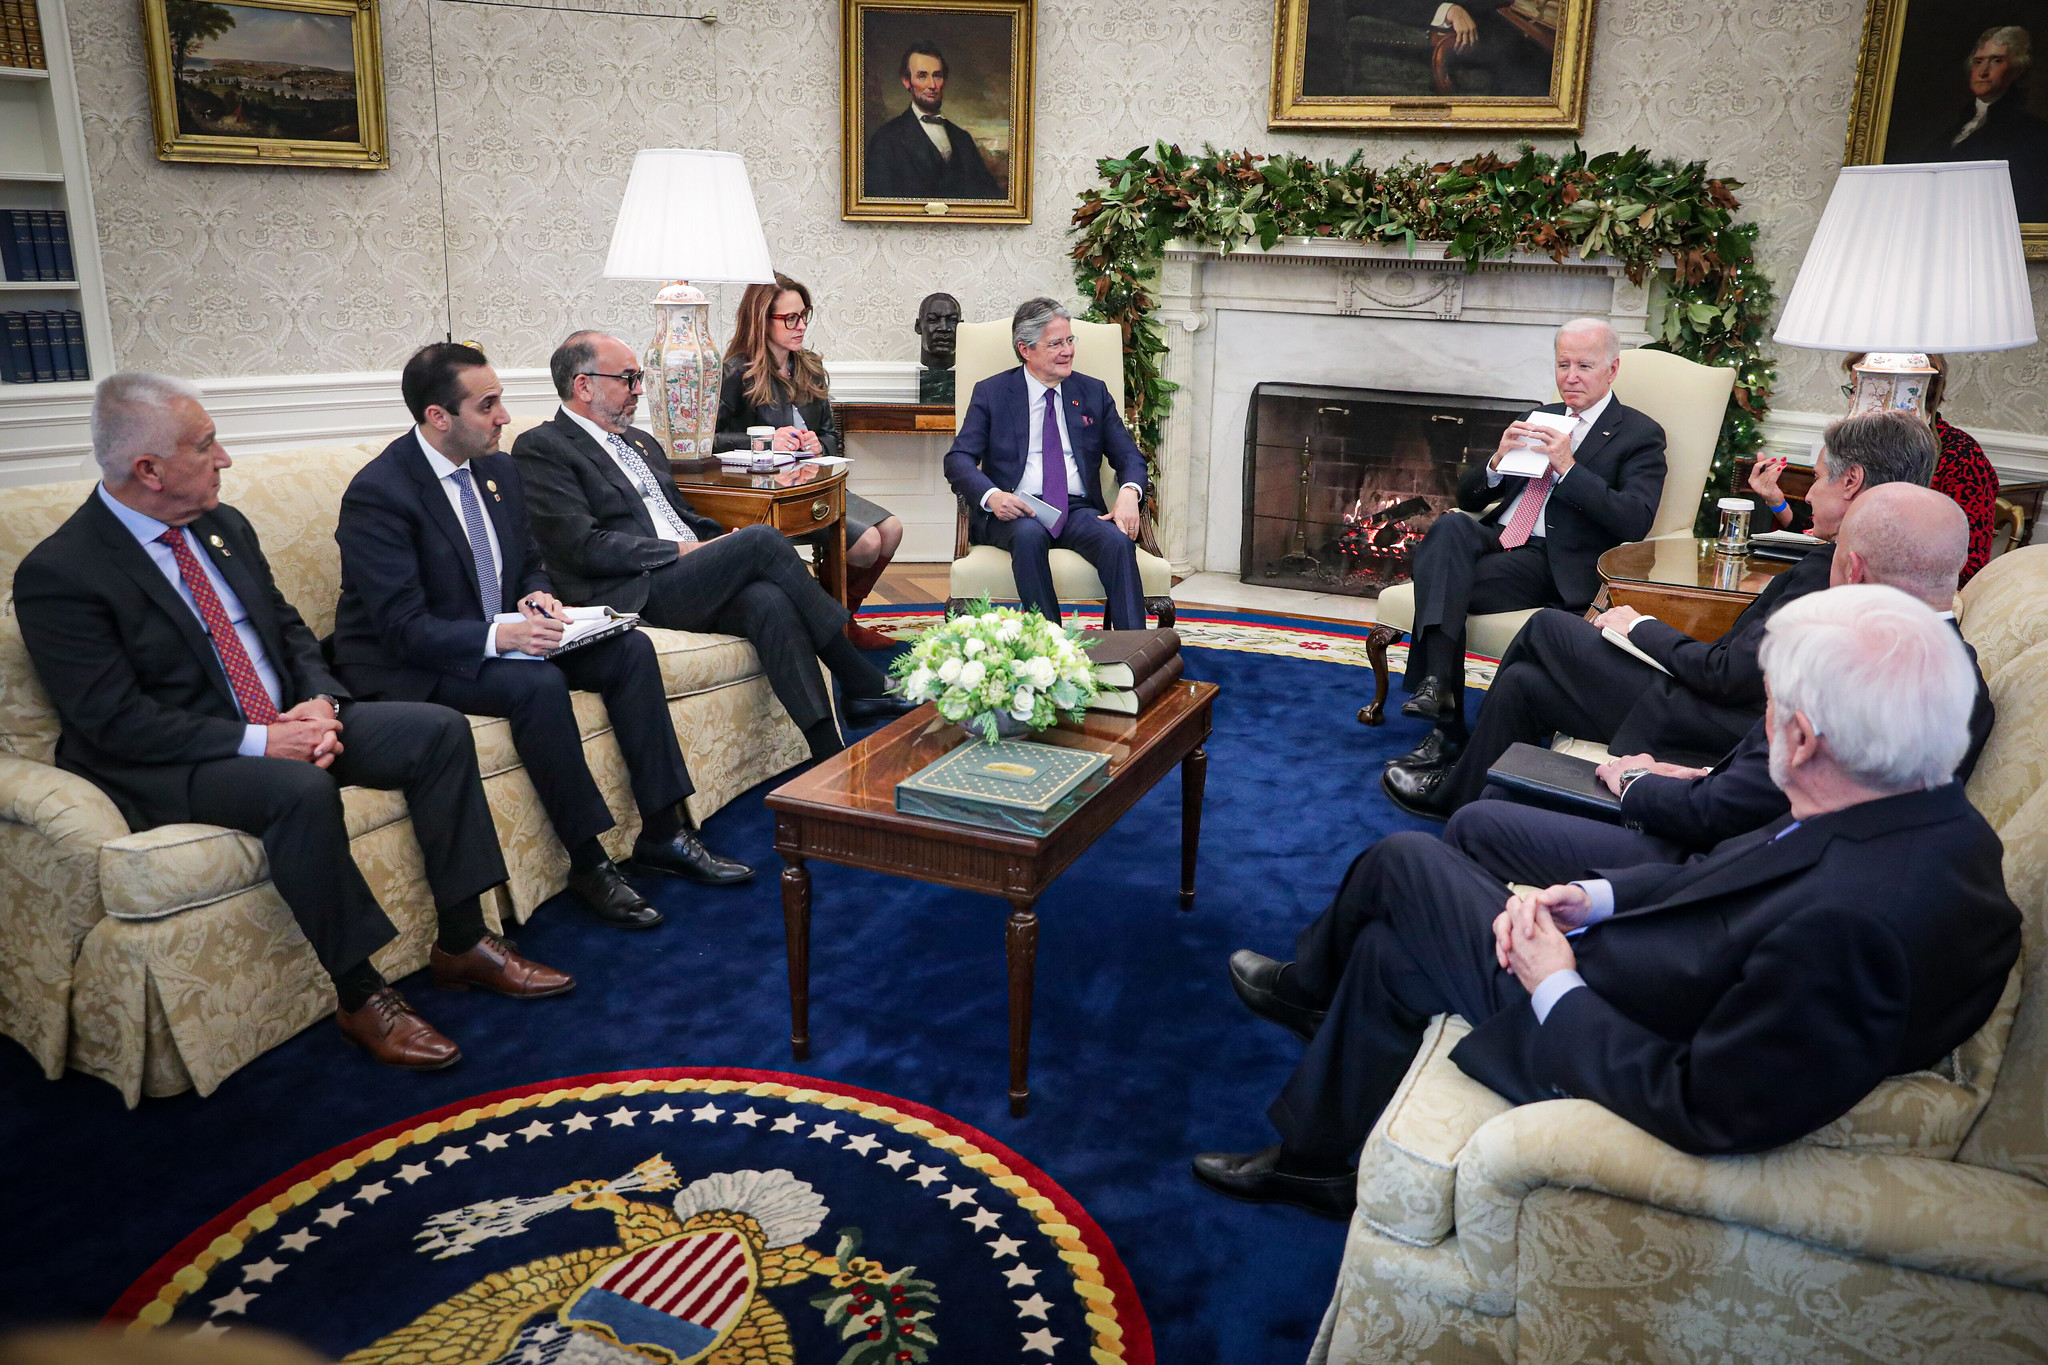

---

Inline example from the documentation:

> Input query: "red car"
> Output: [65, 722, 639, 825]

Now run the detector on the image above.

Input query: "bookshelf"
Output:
[0, 0, 113, 390]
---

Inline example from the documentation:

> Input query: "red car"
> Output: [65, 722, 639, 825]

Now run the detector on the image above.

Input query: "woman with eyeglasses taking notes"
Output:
[716, 273, 905, 649]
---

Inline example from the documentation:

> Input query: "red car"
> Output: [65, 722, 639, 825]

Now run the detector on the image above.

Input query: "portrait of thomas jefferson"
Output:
[1882, 12, 2048, 222]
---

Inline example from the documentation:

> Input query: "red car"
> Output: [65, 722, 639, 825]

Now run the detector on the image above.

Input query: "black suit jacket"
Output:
[863, 107, 1003, 200]
[944, 367, 1147, 528]
[1456, 399, 1667, 607]
[511, 410, 726, 613]
[12, 493, 348, 829]
[330, 431, 553, 700]
[1452, 783, 2021, 1155]
[1623, 622, 1995, 849]
[1925, 95, 2048, 223]
[712, 362, 842, 460]
[1608, 545, 1836, 760]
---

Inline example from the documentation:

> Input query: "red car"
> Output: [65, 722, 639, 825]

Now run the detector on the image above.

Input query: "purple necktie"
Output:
[1040, 386, 1069, 537]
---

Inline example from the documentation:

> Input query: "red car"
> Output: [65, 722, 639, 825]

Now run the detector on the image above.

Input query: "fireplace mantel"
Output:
[1147, 238, 1661, 577]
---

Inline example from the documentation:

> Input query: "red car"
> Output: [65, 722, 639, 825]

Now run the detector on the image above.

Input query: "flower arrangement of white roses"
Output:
[891, 599, 1099, 742]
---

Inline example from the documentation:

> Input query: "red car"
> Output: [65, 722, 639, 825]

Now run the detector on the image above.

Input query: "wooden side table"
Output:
[1597, 537, 1795, 642]
[833, 402, 957, 435]
[670, 460, 849, 605]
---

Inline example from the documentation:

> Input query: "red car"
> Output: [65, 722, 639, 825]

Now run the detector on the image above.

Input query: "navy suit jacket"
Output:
[330, 430, 553, 701]
[1452, 783, 2021, 1155]
[943, 367, 1147, 520]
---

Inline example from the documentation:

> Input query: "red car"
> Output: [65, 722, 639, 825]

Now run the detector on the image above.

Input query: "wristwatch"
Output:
[316, 693, 341, 720]
[1617, 766, 1651, 798]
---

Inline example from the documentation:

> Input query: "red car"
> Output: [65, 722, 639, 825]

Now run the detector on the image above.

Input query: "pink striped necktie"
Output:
[1496, 468, 1554, 549]
[157, 528, 280, 725]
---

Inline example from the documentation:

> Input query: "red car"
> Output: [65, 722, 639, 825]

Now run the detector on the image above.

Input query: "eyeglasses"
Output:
[1033, 336, 1078, 352]
[769, 310, 813, 328]
[584, 370, 645, 390]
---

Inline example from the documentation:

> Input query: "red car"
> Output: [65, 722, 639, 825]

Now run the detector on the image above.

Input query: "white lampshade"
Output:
[1774, 162, 2036, 353]
[602, 149, 776, 284]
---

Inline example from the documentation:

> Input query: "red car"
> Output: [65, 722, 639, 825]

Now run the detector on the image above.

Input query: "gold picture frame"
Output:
[842, 0, 1033, 224]
[142, 0, 388, 169]
[1268, 0, 1595, 132]
[1845, 0, 2047, 259]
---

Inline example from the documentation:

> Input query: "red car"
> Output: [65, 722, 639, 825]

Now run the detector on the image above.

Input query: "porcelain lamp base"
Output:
[1847, 352, 1937, 420]
[644, 280, 721, 460]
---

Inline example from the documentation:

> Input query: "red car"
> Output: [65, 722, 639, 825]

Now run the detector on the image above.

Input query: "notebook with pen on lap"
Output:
[491, 605, 640, 660]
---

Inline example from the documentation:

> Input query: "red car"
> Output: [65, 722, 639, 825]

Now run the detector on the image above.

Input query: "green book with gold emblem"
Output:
[894, 738, 1111, 836]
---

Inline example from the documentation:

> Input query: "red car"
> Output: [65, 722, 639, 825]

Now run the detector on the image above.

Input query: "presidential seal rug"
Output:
[108, 1068, 1152, 1365]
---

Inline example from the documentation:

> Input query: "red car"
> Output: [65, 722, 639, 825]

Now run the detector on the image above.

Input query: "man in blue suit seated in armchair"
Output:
[943, 297, 1150, 630]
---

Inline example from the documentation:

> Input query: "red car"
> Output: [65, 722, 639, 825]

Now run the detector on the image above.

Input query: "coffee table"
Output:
[765, 679, 1218, 1116]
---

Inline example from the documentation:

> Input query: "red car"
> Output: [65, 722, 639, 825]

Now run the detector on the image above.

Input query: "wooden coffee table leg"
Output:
[1006, 898, 1039, 1118]
[1181, 745, 1207, 911]
[782, 856, 811, 1060]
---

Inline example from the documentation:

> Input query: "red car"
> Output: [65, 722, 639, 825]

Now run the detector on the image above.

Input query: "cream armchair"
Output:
[943, 317, 1176, 626]
[1311, 544, 2048, 1363]
[1358, 349, 1736, 724]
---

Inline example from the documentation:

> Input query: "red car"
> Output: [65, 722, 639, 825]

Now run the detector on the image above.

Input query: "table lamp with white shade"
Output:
[1773, 160, 2036, 419]
[603, 149, 776, 460]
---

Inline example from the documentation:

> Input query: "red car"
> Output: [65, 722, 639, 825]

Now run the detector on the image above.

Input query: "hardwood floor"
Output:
[867, 563, 953, 607]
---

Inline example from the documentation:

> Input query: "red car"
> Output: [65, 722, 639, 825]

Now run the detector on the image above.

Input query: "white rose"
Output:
[958, 659, 986, 689]
[964, 638, 985, 657]
[905, 666, 934, 699]
[996, 618, 1023, 643]
[1011, 687, 1037, 719]
[937, 657, 962, 684]
[1026, 656, 1057, 688]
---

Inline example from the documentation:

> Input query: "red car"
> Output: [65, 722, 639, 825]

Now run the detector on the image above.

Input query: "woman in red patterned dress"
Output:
[1747, 354, 2000, 584]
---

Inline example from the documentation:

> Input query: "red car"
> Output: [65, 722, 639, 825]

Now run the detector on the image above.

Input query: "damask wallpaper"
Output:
[59, 0, 2048, 434]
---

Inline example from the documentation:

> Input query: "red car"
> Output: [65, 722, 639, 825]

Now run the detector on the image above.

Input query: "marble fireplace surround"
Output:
[1148, 238, 1658, 576]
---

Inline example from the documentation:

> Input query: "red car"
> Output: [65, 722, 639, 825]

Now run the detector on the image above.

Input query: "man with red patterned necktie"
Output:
[1385, 319, 1667, 787]
[14, 373, 571, 1075]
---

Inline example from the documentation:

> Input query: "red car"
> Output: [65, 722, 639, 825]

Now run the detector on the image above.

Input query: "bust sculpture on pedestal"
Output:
[916, 292, 961, 404]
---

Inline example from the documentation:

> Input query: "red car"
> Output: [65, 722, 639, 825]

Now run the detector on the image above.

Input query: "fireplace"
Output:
[1239, 383, 1533, 596]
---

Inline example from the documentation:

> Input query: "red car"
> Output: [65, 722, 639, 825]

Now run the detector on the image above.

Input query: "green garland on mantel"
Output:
[1070, 143, 1778, 534]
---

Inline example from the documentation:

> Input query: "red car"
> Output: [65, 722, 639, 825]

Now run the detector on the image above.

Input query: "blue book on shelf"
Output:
[23, 310, 54, 381]
[27, 210, 55, 281]
[894, 737, 1111, 836]
[0, 211, 30, 282]
[47, 210, 73, 280]
[0, 313, 24, 383]
[62, 309, 85, 379]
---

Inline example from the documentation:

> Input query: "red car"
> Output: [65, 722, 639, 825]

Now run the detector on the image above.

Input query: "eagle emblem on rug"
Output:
[345, 1161, 938, 1365]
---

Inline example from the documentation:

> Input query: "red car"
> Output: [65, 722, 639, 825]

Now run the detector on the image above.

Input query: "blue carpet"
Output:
[0, 639, 1458, 1363]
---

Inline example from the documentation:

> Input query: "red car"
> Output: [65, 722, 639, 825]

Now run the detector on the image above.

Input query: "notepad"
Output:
[1601, 625, 1671, 676]
[491, 605, 641, 659]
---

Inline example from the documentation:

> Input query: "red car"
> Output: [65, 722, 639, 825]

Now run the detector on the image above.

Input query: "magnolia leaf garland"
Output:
[1069, 143, 1778, 534]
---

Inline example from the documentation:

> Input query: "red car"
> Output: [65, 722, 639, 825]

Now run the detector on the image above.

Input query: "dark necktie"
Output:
[450, 467, 501, 619]
[156, 528, 279, 725]
[1040, 386, 1069, 538]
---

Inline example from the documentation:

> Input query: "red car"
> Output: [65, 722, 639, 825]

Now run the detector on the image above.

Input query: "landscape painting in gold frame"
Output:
[1845, 0, 2047, 259]
[842, 0, 1033, 224]
[1268, 0, 1594, 132]
[143, 0, 388, 169]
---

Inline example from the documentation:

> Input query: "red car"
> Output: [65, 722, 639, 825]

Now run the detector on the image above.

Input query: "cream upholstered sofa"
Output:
[943, 317, 1176, 625]
[1360, 349, 1737, 722]
[1310, 543, 2048, 1363]
[0, 429, 809, 1106]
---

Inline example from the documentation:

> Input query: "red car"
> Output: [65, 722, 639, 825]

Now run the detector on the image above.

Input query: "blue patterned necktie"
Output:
[1039, 385, 1069, 537]
[450, 467, 501, 619]
[605, 432, 696, 542]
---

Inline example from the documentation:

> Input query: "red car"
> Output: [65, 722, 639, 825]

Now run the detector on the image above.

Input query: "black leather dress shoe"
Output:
[1386, 727, 1463, 770]
[630, 828, 754, 885]
[842, 694, 919, 725]
[566, 859, 663, 929]
[1400, 676, 1454, 723]
[1228, 950, 1326, 1043]
[1381, 763, 1453, 821]
[1192, 1145, 1355, 1220]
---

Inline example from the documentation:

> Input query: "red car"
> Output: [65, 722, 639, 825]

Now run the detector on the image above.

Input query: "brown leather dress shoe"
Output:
[336, 987, 461, 1070]
[431, 933, 576, 999]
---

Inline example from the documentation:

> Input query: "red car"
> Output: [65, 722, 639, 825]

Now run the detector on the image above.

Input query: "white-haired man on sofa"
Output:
[1198, 584, 2021, 1218]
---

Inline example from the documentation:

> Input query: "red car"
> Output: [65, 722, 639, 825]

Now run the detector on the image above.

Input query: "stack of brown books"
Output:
[1080, 628, 1183, 715]
[2, 0, 47, 69]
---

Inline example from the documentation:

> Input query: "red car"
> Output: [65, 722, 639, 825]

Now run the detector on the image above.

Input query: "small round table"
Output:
[1597, 538, 1798, 643]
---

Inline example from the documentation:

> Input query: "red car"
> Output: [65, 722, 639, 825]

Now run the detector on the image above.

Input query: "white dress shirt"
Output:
[1953, 98, 1994, 146]
[561, 406, 696, 545]
[1485, 389, 1614, 540]
[980, 373, 1143, 513]
[97, 482, 281, 757]
[415, 428, 510, 658]
[917, 111, 953, 158]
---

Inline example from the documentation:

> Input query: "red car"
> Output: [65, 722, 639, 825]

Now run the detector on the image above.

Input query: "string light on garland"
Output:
[1069, 143, 1777, 534]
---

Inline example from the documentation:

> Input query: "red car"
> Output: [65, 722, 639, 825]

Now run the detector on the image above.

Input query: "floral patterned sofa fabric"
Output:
[1316, 544, 2048, 1363]
[0, 439, 809, 1102]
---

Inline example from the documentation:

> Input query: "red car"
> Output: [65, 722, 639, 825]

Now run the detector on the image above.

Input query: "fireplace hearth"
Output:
[1240, 383, 1534, 596]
